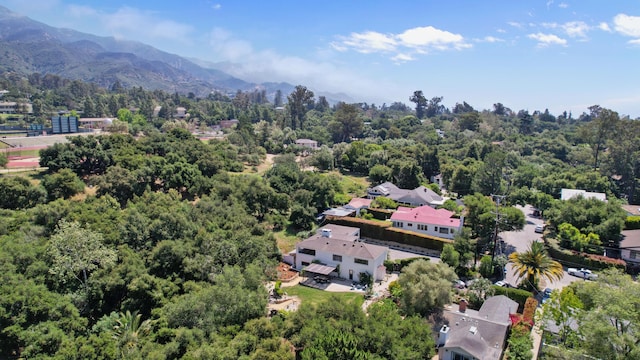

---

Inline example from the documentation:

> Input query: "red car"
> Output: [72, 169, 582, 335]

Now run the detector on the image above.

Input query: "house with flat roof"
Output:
[438, 295, 518, 360]
[560, 188, 607, 202]
[390, 205, 463, 240]
[294, 224, 388, 282]
[294, 138, 318, 150]
[367, 181, 445, 207]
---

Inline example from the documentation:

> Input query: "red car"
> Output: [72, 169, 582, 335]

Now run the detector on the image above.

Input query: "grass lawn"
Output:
[5, 149, 40, 157]
[283, 285, 364, 308]
[329, 170, 369, 197]
[274, 228, 300, 254]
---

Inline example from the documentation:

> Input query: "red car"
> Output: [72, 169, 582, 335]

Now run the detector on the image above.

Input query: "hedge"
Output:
[492, 286, 533, 313]
[545, 237, 626, 271]
[366, 208, 394, 221]
[625, 216, 640, 230]
[325, 215, 453, 252]
[384, 257, 425, 272]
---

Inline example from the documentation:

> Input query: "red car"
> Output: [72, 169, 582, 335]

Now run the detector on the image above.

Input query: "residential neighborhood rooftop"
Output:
[391, 206, 461, 228]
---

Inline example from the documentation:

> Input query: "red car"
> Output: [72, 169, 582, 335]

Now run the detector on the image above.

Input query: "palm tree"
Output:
[509, 241, 563, 290]
[112, 310, 152, 358]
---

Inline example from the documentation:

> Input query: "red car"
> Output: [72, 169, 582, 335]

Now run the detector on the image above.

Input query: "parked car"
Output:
[541, 288, 553, 304]
[534, 224, 545, 233]
[568, 267, 598, 280]
[494, 280, 511, 287]
[453, 280, 466, 289]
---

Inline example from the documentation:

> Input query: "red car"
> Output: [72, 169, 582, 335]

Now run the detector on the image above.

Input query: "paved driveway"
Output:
[500, 204, 582, 292]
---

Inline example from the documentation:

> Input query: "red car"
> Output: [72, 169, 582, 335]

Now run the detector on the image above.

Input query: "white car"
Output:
[568, 267, 598, 280]
[534, 224, 545, 233]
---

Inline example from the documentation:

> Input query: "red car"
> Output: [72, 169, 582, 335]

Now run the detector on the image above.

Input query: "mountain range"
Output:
[0, 5, 351, 102]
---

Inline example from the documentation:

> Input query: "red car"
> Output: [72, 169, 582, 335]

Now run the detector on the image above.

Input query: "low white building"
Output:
[294, 224, 388, 282]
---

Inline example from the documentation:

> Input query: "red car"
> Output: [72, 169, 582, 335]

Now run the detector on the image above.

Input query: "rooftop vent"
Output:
[321, 228, 332, 238]
[469, 326, 478, 335]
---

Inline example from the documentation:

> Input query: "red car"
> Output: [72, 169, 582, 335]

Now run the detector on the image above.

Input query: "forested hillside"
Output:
[1, 72, 639, 358]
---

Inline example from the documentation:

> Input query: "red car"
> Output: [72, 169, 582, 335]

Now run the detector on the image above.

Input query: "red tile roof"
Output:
[390, 205, 461, 228]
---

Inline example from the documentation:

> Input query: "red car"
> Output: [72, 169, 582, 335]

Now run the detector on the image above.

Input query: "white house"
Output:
[294, 224, 388, 282]
[390, 206, 463, 240]
[560, 188, 607, 202]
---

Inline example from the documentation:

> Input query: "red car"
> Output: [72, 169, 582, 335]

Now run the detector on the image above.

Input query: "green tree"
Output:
[509, 241, 563, 290]
[440, 244, 460, 269]
[48, 219, 117, 290]
[110, 310, 152, 358]
[0, 151, 7, 168]
[42, 168, 85, 201]
[539, 287, 583, 347]
[571, 269, 640, 359]
[579, 106, 619, 170]
[370, 196, 398, 210]
[409, 90, 427, 119]
[397, 260, 457, 316]
[328, 103, 364, 142]
[287, 85, 315, 130]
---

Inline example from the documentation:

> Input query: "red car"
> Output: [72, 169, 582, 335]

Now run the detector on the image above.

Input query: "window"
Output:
[631, 251, 639, 260]
[408, 223, 413, 227]
[452, 352, 472, 360]
[333, 254, 343, 262]
[393, 221, 403, 228]
[434, 226, 438, 231]
[417, 224, 428, 231]
[354, 258, 369, 265]
[299, 248, 316, 256]
[301, 261, 310, 266]
[439, 227, 449, 234]
[450, 228, 455, 234]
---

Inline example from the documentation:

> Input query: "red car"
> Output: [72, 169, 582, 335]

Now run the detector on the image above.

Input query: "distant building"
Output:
[367, 182, 445, 208]
[79, 118, 113, 130]
[620, 230, 640, 264]
[0, 102, 33, 114]
[295, 138, 318, 150]
[219, 119, 239, 129]
[560, 188, 607, 202]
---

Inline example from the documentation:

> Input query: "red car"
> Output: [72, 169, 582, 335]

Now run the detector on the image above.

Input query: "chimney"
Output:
[459, 299, 467, 313]
[321, 228, 332, 238]
[437, 325, 450, 347]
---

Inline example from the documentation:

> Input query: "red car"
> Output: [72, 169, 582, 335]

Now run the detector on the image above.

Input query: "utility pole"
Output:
[490, 194, 506, 265]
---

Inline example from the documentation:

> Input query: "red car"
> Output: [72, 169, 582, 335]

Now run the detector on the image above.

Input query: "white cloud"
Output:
[333, 25, 470, 62]
[212, 4, 222, 10]
[391, 53, 414, 63]
[630, 39, 640, 45]
[478, 36, 504, 43]
[613, 14, 640, 37]
[599, 22, 612, 32]
[339, 31, 397, 53]
[61, 5, 194, 44]
[397, 26, 469, 50]
[208, 28, 253, 60]
[98, 7, 194, 43]
[563, 21, 589, 38]
[528, 32, 567, 47]
[558, 2, 569, 8]
[508, 21, 524, 29]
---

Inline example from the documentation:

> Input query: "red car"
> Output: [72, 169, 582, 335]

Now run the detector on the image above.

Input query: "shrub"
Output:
[492, 286, 533, 312]
[522, 297, 538, 325]
[625, 216, 640, 230]
[545, 237, 626, 271]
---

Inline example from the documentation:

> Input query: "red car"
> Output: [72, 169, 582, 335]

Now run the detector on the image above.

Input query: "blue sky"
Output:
[2, 0, 640, 117]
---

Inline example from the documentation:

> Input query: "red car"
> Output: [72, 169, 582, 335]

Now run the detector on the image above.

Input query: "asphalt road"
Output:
[499, 204, 583, 293]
